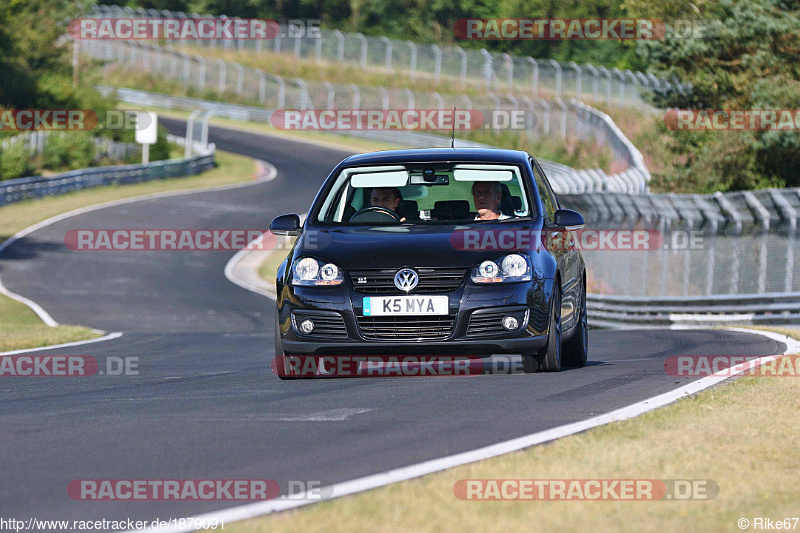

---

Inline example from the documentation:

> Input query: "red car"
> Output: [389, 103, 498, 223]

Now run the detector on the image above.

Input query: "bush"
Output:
[42, 132, 95, 171]
[0, 143, 35, 181]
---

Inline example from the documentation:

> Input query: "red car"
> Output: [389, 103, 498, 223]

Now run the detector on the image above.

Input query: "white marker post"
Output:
[136, 111, 158, 164]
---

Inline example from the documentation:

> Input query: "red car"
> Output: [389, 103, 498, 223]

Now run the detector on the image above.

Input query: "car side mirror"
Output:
[270, 214, 301, 235]
[552, 209, 585, 231]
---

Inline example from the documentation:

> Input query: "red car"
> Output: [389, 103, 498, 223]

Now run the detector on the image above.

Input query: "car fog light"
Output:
[502, 316, 518, 331]
[299, 319, 315, 334]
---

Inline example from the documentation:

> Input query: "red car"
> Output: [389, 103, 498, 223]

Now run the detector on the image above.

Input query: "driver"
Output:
[369, 187, 406, 222]
[472, 181, 510, 221]
[370, 187, 402, 212]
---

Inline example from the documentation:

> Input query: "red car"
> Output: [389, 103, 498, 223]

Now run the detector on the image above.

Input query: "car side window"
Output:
[531, 160, 556, 223]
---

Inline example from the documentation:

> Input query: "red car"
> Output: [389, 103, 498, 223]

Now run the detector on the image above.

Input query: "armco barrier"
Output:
[0, 135, 215, 207]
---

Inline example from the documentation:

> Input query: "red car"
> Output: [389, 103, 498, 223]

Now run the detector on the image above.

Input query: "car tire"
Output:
[536, 283, 562, 372]
[273, 316, 300, 380]
[562, 277, 588, 368]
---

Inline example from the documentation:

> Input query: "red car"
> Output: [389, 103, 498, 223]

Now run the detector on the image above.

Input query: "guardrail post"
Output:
[350, 84, 361, 109]
[555, 99, 567, 138]
[612, 68, 625, 102]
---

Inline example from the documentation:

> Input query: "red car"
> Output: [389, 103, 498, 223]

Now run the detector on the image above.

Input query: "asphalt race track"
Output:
[0, 119, 787, 525]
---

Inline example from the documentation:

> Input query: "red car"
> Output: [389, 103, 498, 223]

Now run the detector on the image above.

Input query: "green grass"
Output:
[0, 150, 256, 351]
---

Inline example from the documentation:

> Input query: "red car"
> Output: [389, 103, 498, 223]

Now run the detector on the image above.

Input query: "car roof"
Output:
[341, 148, 532, 166]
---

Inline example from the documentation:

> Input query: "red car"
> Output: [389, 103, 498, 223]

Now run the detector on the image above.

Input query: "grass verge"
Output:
[0, 150, 256, 351]
[227, 328, 800, 533]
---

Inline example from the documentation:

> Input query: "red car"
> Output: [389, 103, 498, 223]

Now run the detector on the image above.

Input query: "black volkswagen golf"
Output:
[270, 148, 587, 378]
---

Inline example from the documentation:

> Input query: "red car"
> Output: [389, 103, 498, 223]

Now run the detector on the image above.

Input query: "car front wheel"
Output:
[536, 284, 562, 372]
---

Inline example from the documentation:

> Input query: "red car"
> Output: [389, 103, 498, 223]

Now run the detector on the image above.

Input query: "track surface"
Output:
[0, 120, 786, 525]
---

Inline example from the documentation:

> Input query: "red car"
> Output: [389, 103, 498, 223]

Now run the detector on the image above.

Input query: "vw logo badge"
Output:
[394, 268, 419, 292]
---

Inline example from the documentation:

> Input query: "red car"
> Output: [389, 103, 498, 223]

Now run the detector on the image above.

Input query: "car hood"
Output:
[300, 221, 539, 269]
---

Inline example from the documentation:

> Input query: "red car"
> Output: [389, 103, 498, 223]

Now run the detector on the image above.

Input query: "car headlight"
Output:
[471, 254, 532, 283]
[292, 258, 343, 286]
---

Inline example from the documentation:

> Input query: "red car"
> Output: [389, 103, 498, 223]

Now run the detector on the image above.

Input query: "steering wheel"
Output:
[349, 206, 401, 223]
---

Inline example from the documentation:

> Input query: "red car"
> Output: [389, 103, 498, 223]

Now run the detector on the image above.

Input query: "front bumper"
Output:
[276, 277, 553, 356]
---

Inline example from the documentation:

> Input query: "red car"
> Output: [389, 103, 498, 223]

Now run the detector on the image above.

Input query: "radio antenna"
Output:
[451, 107, 456, 148]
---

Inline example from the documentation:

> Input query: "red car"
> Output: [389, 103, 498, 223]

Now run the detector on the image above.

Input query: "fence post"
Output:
[528, 57, 538, 98]
[233, 63, 244, 95]
[405, 89, 415, 110]
[502, 53, 513, 94]
[380, 87, 389, 110]
[481, 49, 494, 90]
[407, 41, 417, 79]
[216, 59, 226, 93]
[380, 36, 392, 71]
[569, 62, 581, 101]
[276, 75, 286, 108]
[598, 66, 612, 105]
[356, 33, 367, 69]
[433, 91, 444, 110]
[455, 46, 467, 84]
[333, 30, 344, 62]
[258, 69, 267, 104]
[350, 84, 361, 109]
[324, 81, 335, 109]
[537, 99, 551, 135]
[432, 44, 442, 82]
[548, 59, 562, 101]
[197, 56, 206, 90]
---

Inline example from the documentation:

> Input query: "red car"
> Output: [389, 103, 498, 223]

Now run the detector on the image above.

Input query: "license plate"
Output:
[363, 295, 448, 316]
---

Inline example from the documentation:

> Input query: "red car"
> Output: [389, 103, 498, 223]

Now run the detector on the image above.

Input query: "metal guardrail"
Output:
[0, 135, 215, 207]
[588, 293, 800, 328]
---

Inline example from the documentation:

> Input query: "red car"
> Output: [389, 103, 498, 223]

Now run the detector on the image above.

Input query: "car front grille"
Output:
[467, 307, 529, 337]
[292, 310, 348, 339]
[349, 268, 466, 294]
[356, 315, 456, 341]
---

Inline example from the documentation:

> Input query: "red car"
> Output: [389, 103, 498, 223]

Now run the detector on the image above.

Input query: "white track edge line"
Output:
[0, 157, 276, 327]
[0, 331, 124, 356]
[131, 330, 799, 527]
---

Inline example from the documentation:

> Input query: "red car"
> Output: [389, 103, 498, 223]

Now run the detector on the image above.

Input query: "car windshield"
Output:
[314, 163, 534, 225]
